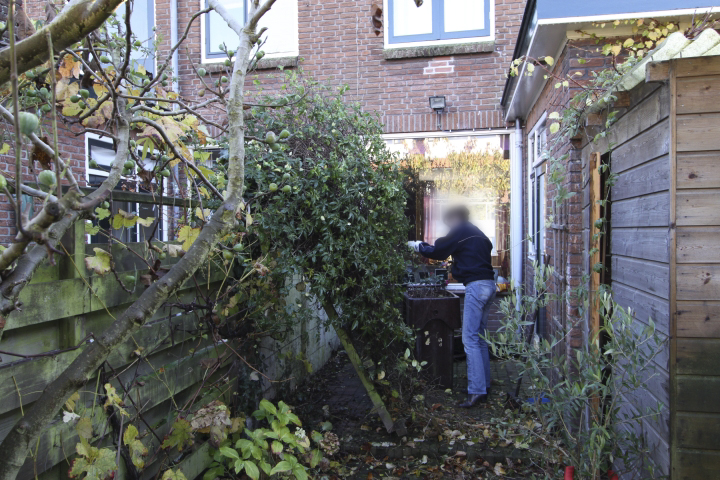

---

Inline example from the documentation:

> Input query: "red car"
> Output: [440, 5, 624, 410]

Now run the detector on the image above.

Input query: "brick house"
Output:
[7, 0, 526, 267]
[501, 1, 720, 476]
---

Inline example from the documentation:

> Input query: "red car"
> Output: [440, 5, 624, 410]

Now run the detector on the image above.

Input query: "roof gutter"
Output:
[500, 0, 537, 109]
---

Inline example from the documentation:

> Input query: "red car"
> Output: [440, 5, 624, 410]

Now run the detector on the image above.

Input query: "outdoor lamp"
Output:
[414, 0, 423, 6]
[429, 95, 446, 130]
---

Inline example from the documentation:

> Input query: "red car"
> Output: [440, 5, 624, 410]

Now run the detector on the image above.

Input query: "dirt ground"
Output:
[286, 351, 555, 479]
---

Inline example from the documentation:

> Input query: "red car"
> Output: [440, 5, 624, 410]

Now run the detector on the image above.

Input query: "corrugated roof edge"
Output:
[589, 29, 720, 112]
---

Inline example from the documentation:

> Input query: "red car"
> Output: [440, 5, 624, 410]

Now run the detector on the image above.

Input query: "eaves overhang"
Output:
[501, 2, 720, 123]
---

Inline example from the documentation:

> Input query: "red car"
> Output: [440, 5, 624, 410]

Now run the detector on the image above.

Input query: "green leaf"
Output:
[310, 449, 323, 468]
[270, 440, 284, 454]
[219, 446, 240, 460]
[123, 425, 148, 469]
[244, 460, 260, 480]
[292, 464, 309, 480]
[203, 467, 225, 480]
[161, 418, 194, 451]
[76, 417, 93, 440]
[259, 398, 277, 416]
[161, 470, 188, 480]
[69, 444, 116, 480]
[269, 461, 292, 475]
[85, 221, 100, 235]
[94, 207, 110, 220]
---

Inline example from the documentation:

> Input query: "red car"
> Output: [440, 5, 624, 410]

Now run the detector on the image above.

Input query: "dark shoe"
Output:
[458, 394, 488, 408]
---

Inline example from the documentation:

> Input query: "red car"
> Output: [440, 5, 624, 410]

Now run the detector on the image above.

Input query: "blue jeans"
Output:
[462, 280, 496, 395]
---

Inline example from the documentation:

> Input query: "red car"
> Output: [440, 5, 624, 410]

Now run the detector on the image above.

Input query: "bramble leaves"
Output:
[68, 442, 116, 480]
[161, 418, 194, 451]
[123, 425, 148, 469]
[160, 470, 187, 480]
[103, 383, 128, 416]
[76, 417, 93, 440]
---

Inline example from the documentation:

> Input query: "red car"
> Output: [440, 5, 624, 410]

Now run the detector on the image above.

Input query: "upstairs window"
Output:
[127, 0, 155, 73]
[387, 0, 492, 46]
[203, 0, 298, 62]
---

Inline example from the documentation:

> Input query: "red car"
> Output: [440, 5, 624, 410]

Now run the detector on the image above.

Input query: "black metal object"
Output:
[404, 288, 461, 389]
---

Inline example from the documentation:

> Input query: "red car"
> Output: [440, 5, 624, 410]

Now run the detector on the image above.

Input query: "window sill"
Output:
[383, 41, 495, 60]
[200, 55, 299, 72]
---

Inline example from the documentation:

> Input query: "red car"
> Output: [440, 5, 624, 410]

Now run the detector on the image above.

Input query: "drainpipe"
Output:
[511, 118, 523, 309]
[170, 0, 179, 93]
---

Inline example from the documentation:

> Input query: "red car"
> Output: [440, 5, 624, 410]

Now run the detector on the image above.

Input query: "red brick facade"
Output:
[170, 0, 525, 133]
[520, 38, 617, 348]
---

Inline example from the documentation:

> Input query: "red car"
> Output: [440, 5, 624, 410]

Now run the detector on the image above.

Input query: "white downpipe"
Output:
[170, 0, 179, 93]
[511, 118, 523, 309]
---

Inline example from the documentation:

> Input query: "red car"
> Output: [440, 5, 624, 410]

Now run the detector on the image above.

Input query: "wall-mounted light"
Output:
[429, 95, 446, 130]
[413, 0, 423, 6]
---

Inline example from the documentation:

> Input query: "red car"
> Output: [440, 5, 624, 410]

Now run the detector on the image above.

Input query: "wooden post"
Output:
[323, 301, 407, 436]
[588, 152, 602, 345]
[59, 220, 87, 349]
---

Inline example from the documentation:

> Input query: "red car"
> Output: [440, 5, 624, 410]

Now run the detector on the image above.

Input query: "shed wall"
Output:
[581, 82, 672, 476]
[669, 56, 720, 480]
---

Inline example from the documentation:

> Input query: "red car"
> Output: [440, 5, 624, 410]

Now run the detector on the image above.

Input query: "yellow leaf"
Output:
[58, 54, 82, 79]
[136, 217, 155, 227]
[623, 37, 634, 48]
[103, 383, 128, 416]
[611, 45, 622, 56]
[93, 84, 109, 98]
[0, 143, 9, 154]
[62, 100, 83, 117]
[112, 209, 139, 229]
[85, 248, 112, 275]
[65, 391, 80, 412]
[177, 225, 201, 251]
[195, 207, 211, 221]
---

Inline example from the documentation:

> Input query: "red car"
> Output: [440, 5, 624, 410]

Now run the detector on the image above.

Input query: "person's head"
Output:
[443, 205, 470, 229]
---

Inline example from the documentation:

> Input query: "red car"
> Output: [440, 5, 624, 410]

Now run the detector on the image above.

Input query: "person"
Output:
[408, 205, 496, 408]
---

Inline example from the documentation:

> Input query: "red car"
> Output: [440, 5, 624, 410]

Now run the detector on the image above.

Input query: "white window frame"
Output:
[84, 133, 169, 243]
[527, 113, 547, 261]
[383, 0, 495, 49]
[200, 0, 299, 64]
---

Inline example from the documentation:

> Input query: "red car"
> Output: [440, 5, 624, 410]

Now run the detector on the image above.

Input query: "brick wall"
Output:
[521, 38, 617, 352]
[169, 0, 526, 134]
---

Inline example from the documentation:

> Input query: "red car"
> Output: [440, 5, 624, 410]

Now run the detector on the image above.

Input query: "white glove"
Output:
[407, 241, 422, 252]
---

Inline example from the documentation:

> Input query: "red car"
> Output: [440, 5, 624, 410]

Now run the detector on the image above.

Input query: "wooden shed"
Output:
[582, 53, 720, 479]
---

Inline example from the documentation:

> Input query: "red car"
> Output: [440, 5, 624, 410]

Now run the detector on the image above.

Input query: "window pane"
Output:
[89, 140, 116, 171]
[122, 0, 154, 73]
[256, 0, 298, 56]
[444, 0, 484, 33]
[393, 0, 433, 37]
[208, 0, 245, 54]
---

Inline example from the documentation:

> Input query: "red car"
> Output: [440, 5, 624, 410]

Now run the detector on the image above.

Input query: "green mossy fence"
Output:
[0, 193, 338, 480]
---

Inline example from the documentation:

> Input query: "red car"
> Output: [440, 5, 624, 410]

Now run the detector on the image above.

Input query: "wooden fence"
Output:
[0, 193, 339, 480]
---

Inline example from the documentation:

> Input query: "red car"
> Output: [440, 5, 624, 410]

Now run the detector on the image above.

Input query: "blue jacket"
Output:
[418, 222, 495, 285]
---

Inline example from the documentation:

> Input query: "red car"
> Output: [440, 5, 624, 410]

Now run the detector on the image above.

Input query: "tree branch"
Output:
[0, 0, 125, 84]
